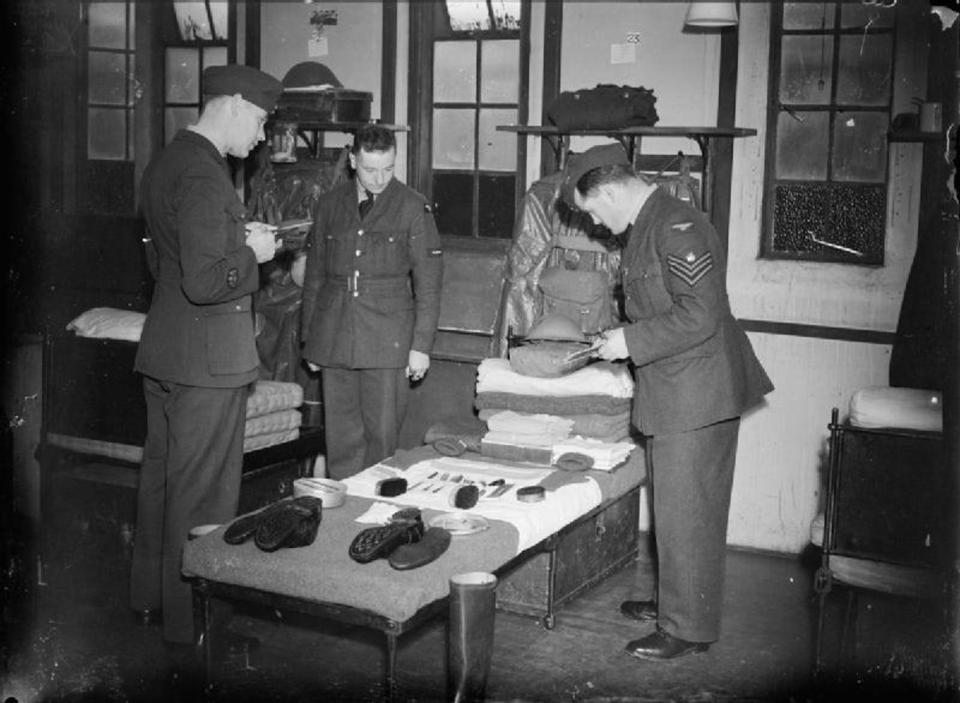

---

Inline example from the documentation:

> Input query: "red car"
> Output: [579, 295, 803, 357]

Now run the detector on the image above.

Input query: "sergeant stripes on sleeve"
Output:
[666, 251, 713, 287]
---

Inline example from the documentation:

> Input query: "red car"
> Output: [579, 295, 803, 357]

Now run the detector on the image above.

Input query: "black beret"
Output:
[560, 143, 631, 208]
[203, 65, 282, 112]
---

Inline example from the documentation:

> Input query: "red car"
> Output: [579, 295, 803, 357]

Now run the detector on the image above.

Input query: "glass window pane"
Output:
[780, 36, 833, 105]
[209, 2, 230, 40]
[166, 48, 199, 104]
[127, 107, 135, 160]
[88, 51, 128, 106]
[841, 2, 894, 29]
[480, 40, 519, 103]
[128, 2, 135, 50]
[776, 111, 829, 180]
[445, 1, 491, 32]
[88, 107, 126, 159]
[432, 172, 473, 236]
[165, 107, 198, 143]
[782, 2, 834, 30]
[127, 54, 136, 106]
[434, 41, 476, 103]
[832, 111, 888, 182]
[174, 2, 215, 41]
[433, 109, 476, 169]
[490, 0, 521, 31]
[478, 174, 515, 238]
[88, 2, 127, 49]
[836, 35, 892, 106]
[203, 46, 228, 70]
[478, 108, 516, 171]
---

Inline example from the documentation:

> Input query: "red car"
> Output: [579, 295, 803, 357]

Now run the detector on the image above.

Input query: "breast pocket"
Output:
[366, 231, 409, 274]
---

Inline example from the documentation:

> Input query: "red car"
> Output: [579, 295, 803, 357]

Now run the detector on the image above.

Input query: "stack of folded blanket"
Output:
[474, 358, 635, 463]
[244, 381, 305, 452]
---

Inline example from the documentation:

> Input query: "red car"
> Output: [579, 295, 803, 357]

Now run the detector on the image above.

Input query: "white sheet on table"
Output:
[342, 458, 602, 552]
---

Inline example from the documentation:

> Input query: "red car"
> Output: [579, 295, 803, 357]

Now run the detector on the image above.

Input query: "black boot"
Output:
[448, 572, 497, 703]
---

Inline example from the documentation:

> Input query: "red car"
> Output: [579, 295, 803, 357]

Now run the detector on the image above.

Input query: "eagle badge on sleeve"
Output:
[666, 250, 713, 286]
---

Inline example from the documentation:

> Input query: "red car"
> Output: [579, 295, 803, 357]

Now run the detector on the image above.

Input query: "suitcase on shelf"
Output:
[275, 88, 372, 124]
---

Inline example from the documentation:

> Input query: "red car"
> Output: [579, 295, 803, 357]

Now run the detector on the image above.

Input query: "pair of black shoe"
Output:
[223, 496, 323, 552]
[349, 508, 452, 570]
[619, 600, 710, 660]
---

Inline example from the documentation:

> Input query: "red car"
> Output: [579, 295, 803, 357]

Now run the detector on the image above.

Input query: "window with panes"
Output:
[83, 0, 137, 213]
[163, 1, 233, 144]
[762, 1, 895, 264]
[415, 0, 527, 240]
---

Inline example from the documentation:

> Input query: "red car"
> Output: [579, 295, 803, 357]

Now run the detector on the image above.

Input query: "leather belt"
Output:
[325, 272, 409, 294]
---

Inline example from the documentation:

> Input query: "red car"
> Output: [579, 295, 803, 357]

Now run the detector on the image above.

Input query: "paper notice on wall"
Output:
[308, 36, 328, 57]
[610, 43, 635, 64]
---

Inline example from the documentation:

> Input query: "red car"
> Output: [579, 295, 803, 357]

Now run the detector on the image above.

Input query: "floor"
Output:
[2, 503, 956, 703]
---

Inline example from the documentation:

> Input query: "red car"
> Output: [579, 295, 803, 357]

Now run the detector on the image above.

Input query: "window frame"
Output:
[760, 1, 896, 266]
[79, 0, 138, 214]
[409, 0, 530, 245]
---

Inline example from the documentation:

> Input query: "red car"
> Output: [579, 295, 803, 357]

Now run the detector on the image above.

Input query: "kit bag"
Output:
[547, 84, 659, 131]
[538, 236, 614, 335]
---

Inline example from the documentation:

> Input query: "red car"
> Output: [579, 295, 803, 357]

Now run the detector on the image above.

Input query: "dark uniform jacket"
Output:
[621, 188, 773, 435]
[301, 178, 443, 369]
[135, 130, 261, 388]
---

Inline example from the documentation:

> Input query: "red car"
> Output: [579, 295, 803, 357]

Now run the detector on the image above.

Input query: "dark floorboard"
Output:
[2, 515, 957, 703]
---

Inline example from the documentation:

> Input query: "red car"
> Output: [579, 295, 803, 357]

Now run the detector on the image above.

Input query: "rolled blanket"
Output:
[475, 391, 631, 417]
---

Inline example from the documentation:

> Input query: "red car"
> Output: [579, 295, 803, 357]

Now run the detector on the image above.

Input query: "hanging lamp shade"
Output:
[684, 2, 738, 27]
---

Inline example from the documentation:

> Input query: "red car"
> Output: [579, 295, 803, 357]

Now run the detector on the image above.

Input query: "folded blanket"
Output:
[476, 391, 631, 417]
[247, 381, 304, 419]
[245, 409, 302, 439]
[479, 408, 629, 439]
[477, 358, 633, 399]
[484, 410, 574, 437]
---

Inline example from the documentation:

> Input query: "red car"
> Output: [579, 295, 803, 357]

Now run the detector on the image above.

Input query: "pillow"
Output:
[66, 307, 146, 342]
[848, 386, 942, 432]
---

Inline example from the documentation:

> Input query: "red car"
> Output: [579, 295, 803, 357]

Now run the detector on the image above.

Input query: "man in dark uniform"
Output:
[131, 65, 282, 648]
[301, 125, 443, 480]
[562, 143, 774, 660]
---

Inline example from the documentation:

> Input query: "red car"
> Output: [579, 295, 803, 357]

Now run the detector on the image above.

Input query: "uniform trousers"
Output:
[130, 377, 247, 643]
[321, 367, 409, 480]
[645, 417, 740, 643]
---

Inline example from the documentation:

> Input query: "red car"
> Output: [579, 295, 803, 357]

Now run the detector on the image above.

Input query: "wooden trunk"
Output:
[495, 485, 641, 629]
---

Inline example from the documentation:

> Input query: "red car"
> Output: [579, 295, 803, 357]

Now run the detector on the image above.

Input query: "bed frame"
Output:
[37, 333, 326, 582]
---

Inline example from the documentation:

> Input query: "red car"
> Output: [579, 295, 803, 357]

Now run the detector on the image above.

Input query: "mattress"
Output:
[848, 386, 942, 432]
[47, 380, 306, 462]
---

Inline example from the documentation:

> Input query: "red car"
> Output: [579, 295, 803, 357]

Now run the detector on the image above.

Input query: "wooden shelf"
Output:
[497, 124, 758, 218]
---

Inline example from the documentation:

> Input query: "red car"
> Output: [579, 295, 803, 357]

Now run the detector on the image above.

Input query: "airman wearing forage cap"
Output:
[561, 142, 773, 662]
[132, 64, 284, 654]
